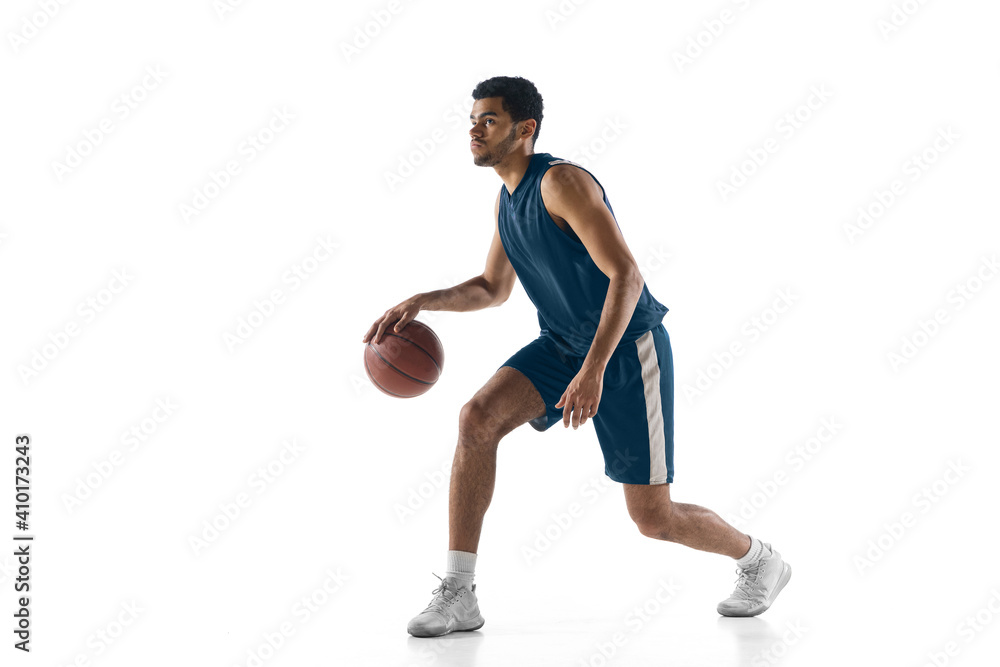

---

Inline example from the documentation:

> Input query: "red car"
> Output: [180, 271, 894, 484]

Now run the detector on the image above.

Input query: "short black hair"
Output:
[472, 76, 544, 147]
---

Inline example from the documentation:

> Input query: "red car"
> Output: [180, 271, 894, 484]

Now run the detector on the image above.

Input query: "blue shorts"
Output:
[500, 324, 674, 485]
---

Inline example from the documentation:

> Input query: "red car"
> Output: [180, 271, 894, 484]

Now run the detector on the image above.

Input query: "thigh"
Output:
[466, 366, 548, 437]
[499, 335, 581, 432]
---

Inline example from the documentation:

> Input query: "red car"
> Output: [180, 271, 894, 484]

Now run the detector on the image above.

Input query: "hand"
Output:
[362, 294, 426, 344]
[554, 364, 604, 430]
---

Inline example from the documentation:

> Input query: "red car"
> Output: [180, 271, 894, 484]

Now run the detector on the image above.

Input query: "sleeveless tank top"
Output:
[497, 152, 668, 357]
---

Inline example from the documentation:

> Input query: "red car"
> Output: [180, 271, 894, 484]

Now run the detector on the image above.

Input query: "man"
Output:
[362, 76, 791, 638]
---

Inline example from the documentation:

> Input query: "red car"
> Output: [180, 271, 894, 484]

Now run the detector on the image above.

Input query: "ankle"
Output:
[446, 550, 477, 589]
[735, 536, 764, 568]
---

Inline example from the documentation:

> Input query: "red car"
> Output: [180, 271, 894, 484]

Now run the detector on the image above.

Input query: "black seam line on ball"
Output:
[382, 331, 441, 372]
[365, 353, 411, 397]
[367, 343, 435, 385]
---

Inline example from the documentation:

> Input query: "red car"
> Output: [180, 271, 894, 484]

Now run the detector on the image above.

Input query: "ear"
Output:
[520, 118, 537, 139]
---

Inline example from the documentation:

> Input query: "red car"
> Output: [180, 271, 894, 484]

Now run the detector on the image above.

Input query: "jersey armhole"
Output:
[539, 164, 611, 246]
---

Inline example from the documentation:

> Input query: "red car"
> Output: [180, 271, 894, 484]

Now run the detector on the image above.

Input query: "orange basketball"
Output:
[364, 320, 444, 398]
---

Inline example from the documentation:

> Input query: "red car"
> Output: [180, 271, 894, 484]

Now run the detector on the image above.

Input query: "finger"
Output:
[579, 405, 590, 427]
[394, 310, 414, 333]
[364, 314, 388, 342]
[572, 403, 583, 430]
[554, 391, 566, 409]
[373, 316, 394, 345]
[562, 399, 572, 428]
[362, 322, 377, 343]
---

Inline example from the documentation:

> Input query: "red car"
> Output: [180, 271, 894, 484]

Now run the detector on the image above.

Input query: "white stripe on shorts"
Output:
[635, 330, 668, 484]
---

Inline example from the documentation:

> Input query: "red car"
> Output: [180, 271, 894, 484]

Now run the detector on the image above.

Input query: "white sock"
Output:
[736, 536, 765, 569]
[446, 550, 477, 590]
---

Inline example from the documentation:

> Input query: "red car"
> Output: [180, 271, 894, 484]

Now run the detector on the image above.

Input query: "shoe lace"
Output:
[730, 560, 765, 601]
[421, 573, 463, 614]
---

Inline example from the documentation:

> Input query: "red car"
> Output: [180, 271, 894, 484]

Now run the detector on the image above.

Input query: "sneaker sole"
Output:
[407, 615, 485, 638]
[718, 562, 793, 617]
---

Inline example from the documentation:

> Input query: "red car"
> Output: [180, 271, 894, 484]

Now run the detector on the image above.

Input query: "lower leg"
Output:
[447, 437, 499, 554]
[661, 501, 750, 559]
[624, 486, 789, 618]
[625, 484, 750, 559]
[447, 367, 547, 554]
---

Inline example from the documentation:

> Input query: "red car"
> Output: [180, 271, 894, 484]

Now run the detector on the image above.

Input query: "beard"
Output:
[473, 125, 519, 167]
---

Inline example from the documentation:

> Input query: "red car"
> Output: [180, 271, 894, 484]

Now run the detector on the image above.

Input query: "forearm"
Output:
[582, 271, 644, 372]
[419, 275, 504, 312]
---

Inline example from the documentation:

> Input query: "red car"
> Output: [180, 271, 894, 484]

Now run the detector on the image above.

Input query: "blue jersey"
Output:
[497, 152, 668, 357]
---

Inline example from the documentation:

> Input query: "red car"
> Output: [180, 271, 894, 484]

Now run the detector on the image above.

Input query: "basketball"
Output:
[364, 320, 445, 398]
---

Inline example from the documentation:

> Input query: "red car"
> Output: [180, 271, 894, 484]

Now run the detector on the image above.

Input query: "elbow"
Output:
[485, 276, 514, 307]
[615, 264, 645, 294]
[491, 284, 513, 307]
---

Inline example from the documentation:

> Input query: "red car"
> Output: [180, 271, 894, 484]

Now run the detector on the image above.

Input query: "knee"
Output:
[458, 398, 501, 447]
[631, 506, 675, 541]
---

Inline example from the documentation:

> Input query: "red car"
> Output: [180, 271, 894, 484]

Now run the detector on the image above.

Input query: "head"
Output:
[469, 76, 543, 167]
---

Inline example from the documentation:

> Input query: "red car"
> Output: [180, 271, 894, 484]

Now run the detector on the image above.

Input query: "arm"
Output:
[362, 188, 516, 344]
[541, 165, 646, 428]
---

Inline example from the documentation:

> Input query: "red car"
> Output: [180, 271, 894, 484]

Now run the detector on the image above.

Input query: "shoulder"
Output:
[540, 161, 603, 203]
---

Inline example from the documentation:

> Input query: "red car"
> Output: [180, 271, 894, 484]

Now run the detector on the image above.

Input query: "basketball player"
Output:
[362, 76, 791, 637]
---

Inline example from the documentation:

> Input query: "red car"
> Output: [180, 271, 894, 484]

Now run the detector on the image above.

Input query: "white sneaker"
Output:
[717, 542, 792, 617]
[407, 573, 485, 637]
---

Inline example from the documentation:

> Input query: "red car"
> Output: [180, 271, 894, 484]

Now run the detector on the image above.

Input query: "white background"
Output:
[2, 0, 999, 665]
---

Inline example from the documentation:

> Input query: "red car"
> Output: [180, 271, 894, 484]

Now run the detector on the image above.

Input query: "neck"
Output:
[494, 151, 535, 194]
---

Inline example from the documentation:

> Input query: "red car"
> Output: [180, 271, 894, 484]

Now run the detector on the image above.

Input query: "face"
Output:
[469, 97, 521, 167]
